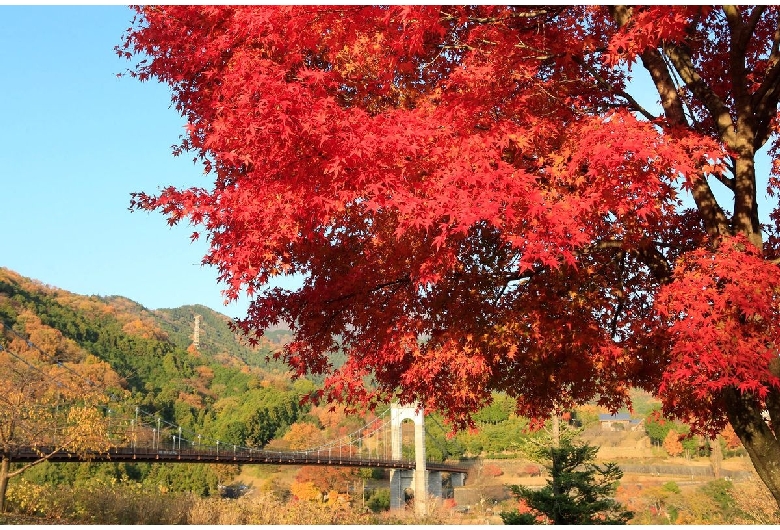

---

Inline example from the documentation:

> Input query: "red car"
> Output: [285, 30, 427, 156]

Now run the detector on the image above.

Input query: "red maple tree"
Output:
[119, 6, 780, 504]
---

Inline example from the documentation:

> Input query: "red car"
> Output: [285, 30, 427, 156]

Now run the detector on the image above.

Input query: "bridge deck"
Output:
[10, 446, 469, 474]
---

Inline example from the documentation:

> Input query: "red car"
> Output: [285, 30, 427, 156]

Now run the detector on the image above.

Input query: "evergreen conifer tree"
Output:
[501, 442, 633, 524]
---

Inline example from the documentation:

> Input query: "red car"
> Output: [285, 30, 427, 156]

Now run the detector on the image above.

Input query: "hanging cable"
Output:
[0, 318, 96, 389]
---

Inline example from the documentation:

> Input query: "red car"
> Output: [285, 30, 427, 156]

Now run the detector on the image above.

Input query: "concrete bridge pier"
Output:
[451, 472, 466, 487]
[389, 467, 463, 513]
[427, 470, 442, 499]
[389, 468, 414, 510]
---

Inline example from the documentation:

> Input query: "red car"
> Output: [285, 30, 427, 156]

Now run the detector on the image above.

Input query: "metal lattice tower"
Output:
[193, 314, 201, 349]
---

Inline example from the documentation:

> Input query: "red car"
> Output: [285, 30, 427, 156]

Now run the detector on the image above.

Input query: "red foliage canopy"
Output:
[120, 7, 780, 453]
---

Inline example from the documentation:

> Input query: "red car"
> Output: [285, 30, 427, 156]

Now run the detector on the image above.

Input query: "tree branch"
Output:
[6, 447, 63, 478]
[323, 275, 411, 306]
[587, 239, 673, 282]
[609, 250, 627, 339]
[612, 10, 731, 240]
[439, 8, 553, 28]
[575, 56, 657, 122]
[753, 12, 780, 149]
[711, 171, 736, 192]
[662, 42, 738, 148]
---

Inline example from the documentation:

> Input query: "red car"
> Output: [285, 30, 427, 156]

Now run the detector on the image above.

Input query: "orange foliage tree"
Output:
[121, 6, 780, 505]
[0, 320, 121, 512]
[721, 424, 743, 451]
[663, 430, 684, 457]
[295, 465, 356, 495]
[289, 479, 323, 503]
[283, 422, 325, 450]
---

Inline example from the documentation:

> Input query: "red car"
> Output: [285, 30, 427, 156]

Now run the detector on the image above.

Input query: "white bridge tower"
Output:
[389, 402, 430, 515]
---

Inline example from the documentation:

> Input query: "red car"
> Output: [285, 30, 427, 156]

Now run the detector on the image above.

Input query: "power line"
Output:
[0, 341, 73, 394]
[0, 321, 446, 463]
[0, 319, 96, 390]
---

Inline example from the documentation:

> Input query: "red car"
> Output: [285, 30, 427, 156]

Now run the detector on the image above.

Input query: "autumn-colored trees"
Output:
[0, 314, 119, 512]
[663, 430, 684, 458]
[121, 6, 780, 505]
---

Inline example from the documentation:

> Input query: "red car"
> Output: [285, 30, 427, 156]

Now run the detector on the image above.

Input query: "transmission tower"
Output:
[193, 314, 201, 349]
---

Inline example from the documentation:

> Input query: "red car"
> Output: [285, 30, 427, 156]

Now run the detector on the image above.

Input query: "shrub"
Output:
[482, 463, 504, 477]
[365, 488, 390, 513]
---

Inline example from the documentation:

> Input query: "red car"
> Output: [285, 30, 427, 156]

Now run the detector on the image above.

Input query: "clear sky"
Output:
[2, 6, 774, 321]
[0, 5, 258, 318]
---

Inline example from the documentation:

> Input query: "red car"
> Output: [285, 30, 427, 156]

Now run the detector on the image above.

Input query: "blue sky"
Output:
[0, 5, 256, 318]
[1, 6, 774, 321]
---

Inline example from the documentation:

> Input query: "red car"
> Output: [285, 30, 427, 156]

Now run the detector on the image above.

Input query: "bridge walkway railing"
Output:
[9, 445, 468, 473]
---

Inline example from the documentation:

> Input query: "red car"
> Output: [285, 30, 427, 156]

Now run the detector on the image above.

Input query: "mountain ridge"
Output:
[0, 266, 310, 448]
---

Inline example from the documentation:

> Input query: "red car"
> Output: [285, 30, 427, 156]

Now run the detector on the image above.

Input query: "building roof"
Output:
[598, 412, 633, 421]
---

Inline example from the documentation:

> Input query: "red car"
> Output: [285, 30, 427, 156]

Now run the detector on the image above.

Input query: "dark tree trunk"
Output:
[723, 387, 780, 506]
[0, 456, 10, 513]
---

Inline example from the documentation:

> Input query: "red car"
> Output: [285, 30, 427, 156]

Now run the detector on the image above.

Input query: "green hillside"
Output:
[0, 267, 311, 445]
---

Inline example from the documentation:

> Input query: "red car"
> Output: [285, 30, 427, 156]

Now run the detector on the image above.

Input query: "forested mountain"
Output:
[104, 297, 293, 374]
[0, 266, 544, 462]
[0, 267, 311, 446]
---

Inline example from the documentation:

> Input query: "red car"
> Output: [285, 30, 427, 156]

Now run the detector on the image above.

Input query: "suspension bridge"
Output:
[1, 318, 470, 515]
[9, 403, 468, 515]
[10, 443, 464, 472]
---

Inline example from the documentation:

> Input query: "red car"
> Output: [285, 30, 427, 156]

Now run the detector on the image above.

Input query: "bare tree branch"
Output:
[576, 56, 657, 122]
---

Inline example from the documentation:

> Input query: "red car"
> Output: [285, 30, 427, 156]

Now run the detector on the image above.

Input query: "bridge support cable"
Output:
[426, 413, 469, 462]
[1, 318, 470, 514]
